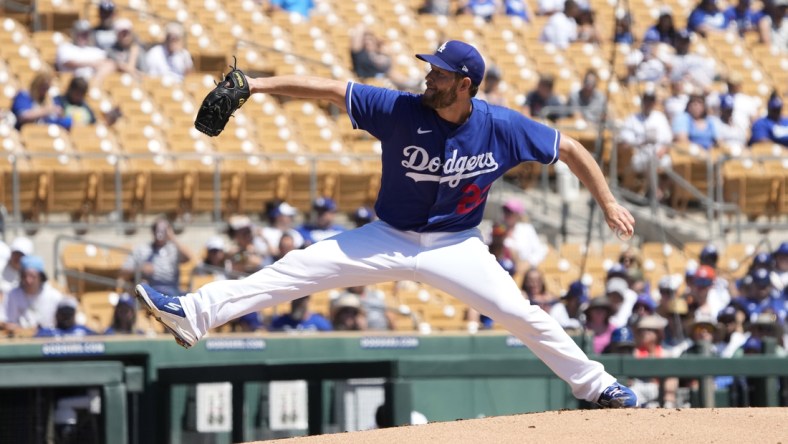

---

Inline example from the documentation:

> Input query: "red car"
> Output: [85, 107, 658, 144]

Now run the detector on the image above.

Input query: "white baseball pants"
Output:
[180, 220, 616, 401]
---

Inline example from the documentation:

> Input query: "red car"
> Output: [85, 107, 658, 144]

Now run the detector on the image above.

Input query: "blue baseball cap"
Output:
[752, 252, 773, 269]
[719, 94, 734, 111]
[565, 281, 589, 303]
[751, 267, 771, 286]
[20, 255, 45, 273]
[312, 197, 337, 212]
[634, 294, 656, 312]
[768, 94, 783, 110]
[610, 327, 635, 346]
[700, 244, 719, 263]
[742, 336, 762, 353]
[238, 312, 263, 330]
[606, 263, 628, 279]
[416, 40, 486, 86]
[774, 241, 788, 257]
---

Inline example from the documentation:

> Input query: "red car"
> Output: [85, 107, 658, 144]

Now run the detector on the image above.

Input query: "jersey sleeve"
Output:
[507, 111, 561, 165]
[345, 82, 404, 140]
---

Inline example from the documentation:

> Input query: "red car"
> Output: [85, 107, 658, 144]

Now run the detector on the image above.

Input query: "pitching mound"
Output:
[258, 408, 788, 444]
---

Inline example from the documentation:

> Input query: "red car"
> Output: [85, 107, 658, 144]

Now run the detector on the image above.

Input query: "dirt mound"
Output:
[259, 408, 787, 444]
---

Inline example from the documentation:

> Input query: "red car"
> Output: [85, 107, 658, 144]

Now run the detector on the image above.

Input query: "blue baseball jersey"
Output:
[345, 82, 560, 232]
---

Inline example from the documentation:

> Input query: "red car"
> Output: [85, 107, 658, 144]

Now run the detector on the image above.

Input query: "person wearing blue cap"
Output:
[773, 241, 788, 291]
[137, 38, 639, 409]
[550, 280, 588, 331]
[749, 91, 788, 146]
[296, 197, 346, 247]
[712, 93, 748, 148]
[1, 255, 65, 333]
[603, 326, 636, 354]
[687, 0, 729, 37]
[104, 293, 144, 335]
[35, 297, 97, 338]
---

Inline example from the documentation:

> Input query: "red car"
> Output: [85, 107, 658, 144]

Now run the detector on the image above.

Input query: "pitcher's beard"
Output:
[422, 87, 458, 110]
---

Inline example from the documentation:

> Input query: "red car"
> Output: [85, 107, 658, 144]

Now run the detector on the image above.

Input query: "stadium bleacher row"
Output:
[0, 0, 786, 336]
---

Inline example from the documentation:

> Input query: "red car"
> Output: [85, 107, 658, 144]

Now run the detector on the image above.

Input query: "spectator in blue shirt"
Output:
[296, 197, 347, 247]
[11, 71, 71, 130]
[504, 0, 531, 21]
[687, 0, 729, 37]
[614, 12, 634, 44]
[268, 0, 314, 18]
[673, 94, 718, 150]
[35, 298, 97, 338]
[724, 0, 764, 35]
[643, 8, 680, 46]
[270, 296, 332, 332]
[749, 93, 788, 146]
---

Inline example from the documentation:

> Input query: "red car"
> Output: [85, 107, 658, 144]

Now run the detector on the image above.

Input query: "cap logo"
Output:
[437, 42, 447, 53]
[461, 65, 468, 72]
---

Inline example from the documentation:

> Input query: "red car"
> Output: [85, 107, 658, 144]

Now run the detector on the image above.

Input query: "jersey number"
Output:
[456, 183, 492, 215]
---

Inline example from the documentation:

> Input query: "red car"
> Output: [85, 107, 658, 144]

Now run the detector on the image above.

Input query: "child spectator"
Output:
[53, 77, 97, 129]
[270, 296, 332, 332]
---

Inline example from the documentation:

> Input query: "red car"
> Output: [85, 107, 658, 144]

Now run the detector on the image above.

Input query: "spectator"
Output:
[498, 199, 547, 268]
[668, 30, 717, 90]
[687, 0, 728, 37]
[773, 241, 788, 289]
[734, 268, 786, 323]
[11, 71, 70, 130]
[603, 326, 637, 354]
[617, 91, 673, 199]
[717, 304, 750, 357]
[723, 74, 759, 127]
[334, 285, 392, 330]
[568, 69, 605, 126]
[1, 255, 64, 332]
[227, 215, 266, 275]
[297, 197, 346, 246]
[713, 94, 748, 149]
[575, 8, 601, 44]
[331, 293, 367, 331]
[53, 77, 99, 129]
[92, 1, 118, 51]
[258, 201, 304, 258]
[268, 0, 315, 18]
[271, 233, 297, 263]
[504, 0, 532, 21]
[628, 293, 657, 328]
[606, 276, 637, 328]
[476, 65, 508, 107]
[688, 265, 726, 321]
[350, 25, 417, 91]
[192, 236, 230, 280]
[655, 274, 683, 318]
[550, 280, 588, 331]
[760, 0, 787, 51]
[521, 74, 565, 121]
[618, 246, 646, 293]
[270, 296, 332, 331]
[724, 0, 764, 37]
[107, 18, 145, 77]
[749, 92, 788, 146]
[104, 293, 144, 335]
[120, 218, 193, 296]
[418, 0, 452, 15]
[460, 0, 501, 22]
[663, 79, 691, 124]
[584, 296, 616, 354]
[663, 297, 690, 346]
[227, 311, 265, 332]
[36, 298, 96, 338]
[643, 7, 679, 46]
[521, 268, 556, 312]
[698, 244, 731, 304]
[673, 94, 719, 150]
[540, 0, 581, 49]
[631, 314, 679, 407]
[351, 206, 375, 228]
[56, 20, 116, 82]
[0, 237, 34, 296]
[144, 22, 193, 81]
[614, 12, 634, 44]
[625, 42, 668, 84]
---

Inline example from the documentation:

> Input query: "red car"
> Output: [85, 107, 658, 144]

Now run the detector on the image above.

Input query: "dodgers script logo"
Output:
[401, 146, 499, 188]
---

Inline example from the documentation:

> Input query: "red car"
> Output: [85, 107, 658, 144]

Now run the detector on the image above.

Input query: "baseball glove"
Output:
[194, 58, 250, 137]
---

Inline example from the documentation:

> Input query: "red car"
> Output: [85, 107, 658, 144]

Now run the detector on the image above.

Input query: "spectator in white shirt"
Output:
[498, 199, 548, 268]
[56, 19, 116, 83]
[668, 29, 717, 90]
[144, 22, 194, 81]
[541, 0, 580, 49]
[712, 94, 749, 149]
[617, 91, 673, 175]
[1, 255, 64, 332]
[0, 237, 34, 297]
